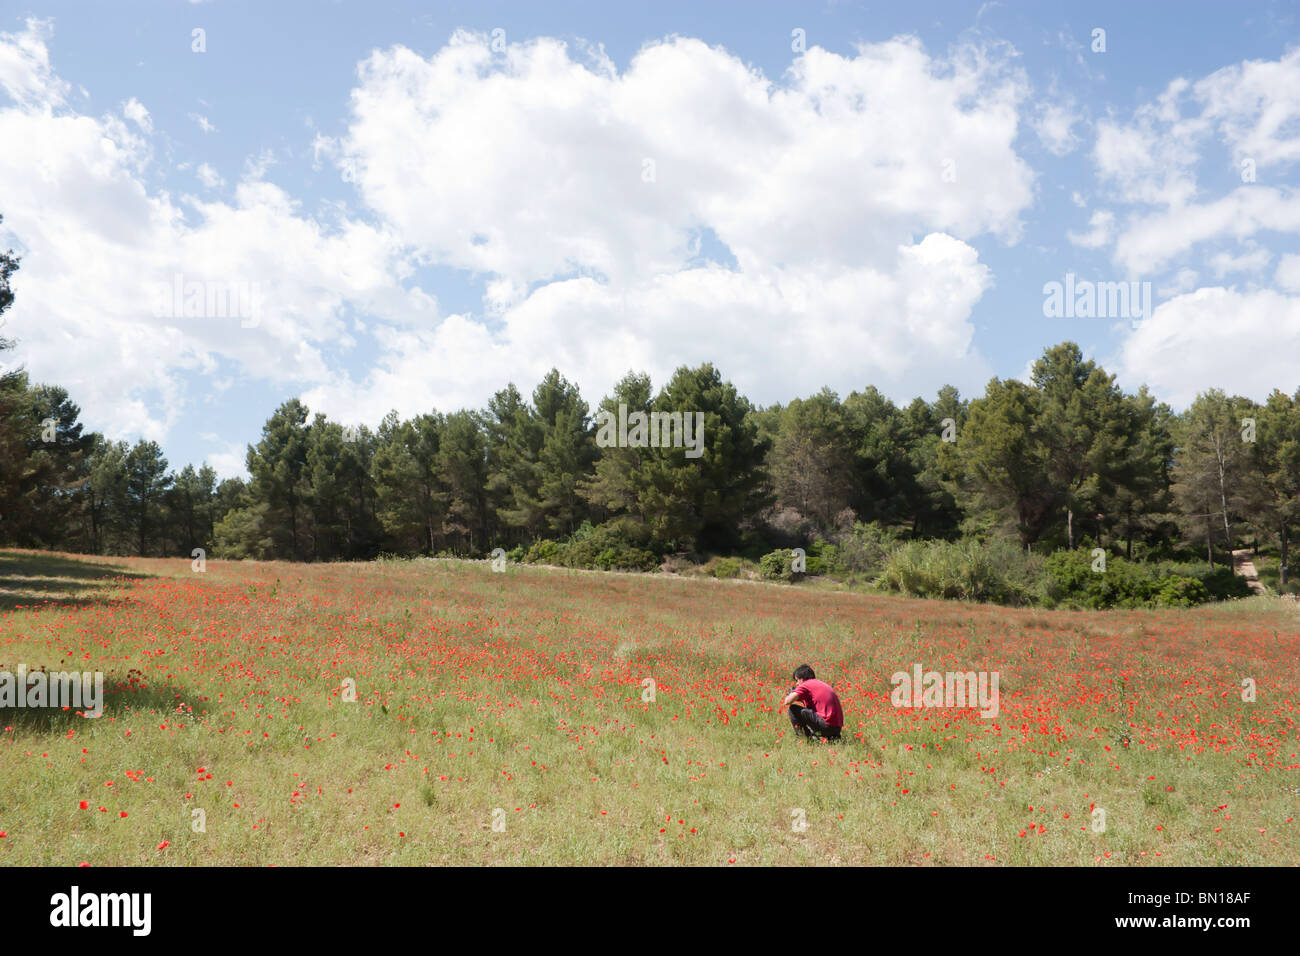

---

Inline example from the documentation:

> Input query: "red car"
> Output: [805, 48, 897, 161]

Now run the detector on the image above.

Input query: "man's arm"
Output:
[780, 685, 804, 708]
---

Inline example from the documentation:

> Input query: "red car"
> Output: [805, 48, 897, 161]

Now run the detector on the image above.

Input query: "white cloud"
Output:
[4, 24, 1033, 443]
[196, 162, 224, 188]
[0, 18, 68, 108]
[1092, 97, 1203, 208]
[1276, 253, 1300, 292]
[122, 96, 151, 132]
[1208, 245, 1271, 278]
[0, 21, 434, 442]
[1156, 268, 1199, 297]
[322, 31, 1031, 414]
[244, 147, 276, 179]
[310, 132, 337, 172]
[1115, 287, 1300, 407]
[1093, 54, 1300, 407]
[340, 33, 1034, 288]
[1067, 209, 1114, 248]
[1034, 100, 1081, 156]
[303, 232, 996, 422]
[1194, 48, 1300, 170]
[204, 441, 248, 480]
[1113, 186, 1300, 274]
[1091, 49, 1300, 276]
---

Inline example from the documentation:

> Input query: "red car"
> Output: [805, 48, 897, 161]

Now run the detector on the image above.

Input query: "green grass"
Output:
[0, 548, 1297, 866]
[0, 550, 149, 612]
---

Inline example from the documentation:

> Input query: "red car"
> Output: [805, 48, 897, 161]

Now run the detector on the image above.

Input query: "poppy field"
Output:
[1, 548, 1297, 866]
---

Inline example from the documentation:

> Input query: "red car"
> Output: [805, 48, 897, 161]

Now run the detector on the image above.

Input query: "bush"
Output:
[805, 541, 839, 576]
[523, 539, 560, 564]
[759, 549, 803, 583]
[1040, 550, 1156, 608]
[876, 541, 928, 595]
[704, 555, 752, 579]
[1041, 551, 1247, 609]
[1038, 548, 1095, 606]
[877, 537, 1041, 605]
[834, 522, 903, 580]
[1151, 575, 1209, 608]
[983, 538, 1045, 602]
[552, 521, 659, 572]
[659, 553, 693, 574]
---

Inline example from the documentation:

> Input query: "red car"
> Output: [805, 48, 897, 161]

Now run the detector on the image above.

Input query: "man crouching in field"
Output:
[781, 664, 843, 741]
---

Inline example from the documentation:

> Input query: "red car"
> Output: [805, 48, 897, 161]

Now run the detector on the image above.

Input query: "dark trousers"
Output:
[789, 705, 841, 739]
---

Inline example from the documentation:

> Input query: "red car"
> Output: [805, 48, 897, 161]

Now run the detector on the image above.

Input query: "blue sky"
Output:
[2, 0, 1299, 478]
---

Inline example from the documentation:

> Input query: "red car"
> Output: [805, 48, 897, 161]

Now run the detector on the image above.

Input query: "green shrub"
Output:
[1144, 561, 1250, 600]
[705, 556, 751, 579]
[1041, 549, 1156, 608]
[552, 521, 659, 572]
[1041, 551, 1246, 609]
[759, 549, 804, 583]
[877, 537, 1040, 605]
[1151, 575, 1209, 607]
[523, 539, 560, 564]
[876, 541, 928, 595]
[805, 541, 839, 576]
[980, 538, 1045, 603]
[567, 520, 598, 543]
[834, 522, 902, 580]
[1039, 548, 1098, 606]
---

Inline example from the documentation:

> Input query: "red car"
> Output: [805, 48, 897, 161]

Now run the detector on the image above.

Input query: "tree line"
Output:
[1, 224, 1297, 582]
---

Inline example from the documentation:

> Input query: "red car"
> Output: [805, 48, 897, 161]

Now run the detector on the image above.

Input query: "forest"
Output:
[2, 222, 1297, 606]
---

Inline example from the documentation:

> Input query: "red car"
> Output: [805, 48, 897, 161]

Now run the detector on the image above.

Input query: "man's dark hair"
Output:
[793, 664, 815, 682]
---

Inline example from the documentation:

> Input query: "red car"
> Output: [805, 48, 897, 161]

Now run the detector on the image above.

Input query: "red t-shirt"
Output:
[793, 678, 843, 727]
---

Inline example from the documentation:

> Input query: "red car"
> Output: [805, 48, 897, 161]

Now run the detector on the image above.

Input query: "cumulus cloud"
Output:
[1114, 287, 1300, 407]
[1086, 48, 1300, 404]
[1113, 186, 1300, 274]
[1092, 82, 1205, 209]
[303, 233, 997, 422]
[313, 30, 1031, 415]
[3, 23, 1033, 444]
[1092, 49, 1300, 273]
[1195, 48, 1300, 169]
[342, 34, 1031, 286]
[0, 21, 433, 441]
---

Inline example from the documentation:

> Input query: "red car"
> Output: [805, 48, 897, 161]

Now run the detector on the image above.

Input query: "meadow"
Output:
[0, 548, 1297, 866]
